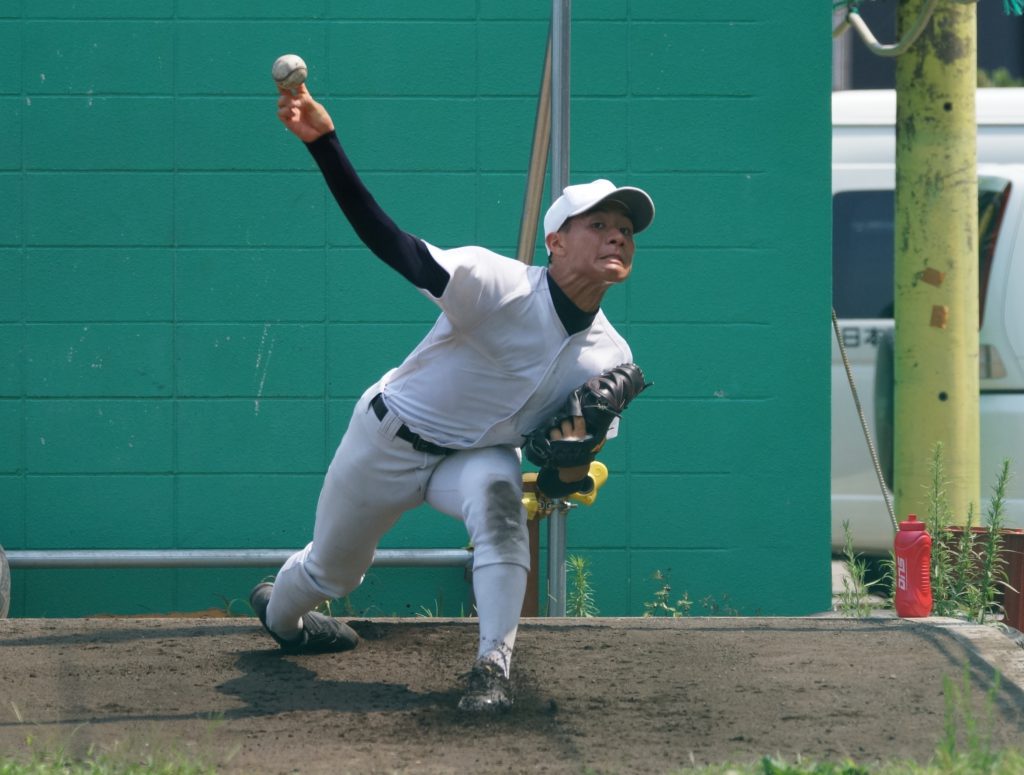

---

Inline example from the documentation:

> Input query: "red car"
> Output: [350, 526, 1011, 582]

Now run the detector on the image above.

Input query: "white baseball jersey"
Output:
[380, 243, 632, 449]
[262, 129, 646, 687]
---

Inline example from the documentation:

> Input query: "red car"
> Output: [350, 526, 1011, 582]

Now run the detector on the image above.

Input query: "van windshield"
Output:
[832, 179, 1013, 322]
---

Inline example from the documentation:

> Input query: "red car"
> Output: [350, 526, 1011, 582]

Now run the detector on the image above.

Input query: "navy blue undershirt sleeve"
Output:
[305, 130, 595, 334]
[305, 131, 450, 297]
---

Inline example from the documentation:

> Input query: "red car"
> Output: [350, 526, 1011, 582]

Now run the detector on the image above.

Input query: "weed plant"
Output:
[921, 444, 1012, 623]
[641, 569, 692, 617]
[415, 598, 470, 617]
[415, 599, 444, 617]
[698, 594, 741, 616]
[977, 461, 1011, 622]
[638, 569, 745, 618]
[566, 554, 599, 617]
[836, 519, 881, 616]
[641, 571, 744, 617]
[863, 445, 1013, 622]
[978, 66, 1024, 87]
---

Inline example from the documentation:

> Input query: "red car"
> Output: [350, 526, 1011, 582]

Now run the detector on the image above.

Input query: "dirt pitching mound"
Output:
[1, 617, 1022, 773]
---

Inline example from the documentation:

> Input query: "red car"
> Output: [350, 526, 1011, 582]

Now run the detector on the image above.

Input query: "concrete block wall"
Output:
[1, 1, 833, 617]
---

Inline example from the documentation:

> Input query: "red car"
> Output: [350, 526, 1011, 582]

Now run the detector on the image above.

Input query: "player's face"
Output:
[558, 204, 636, 284]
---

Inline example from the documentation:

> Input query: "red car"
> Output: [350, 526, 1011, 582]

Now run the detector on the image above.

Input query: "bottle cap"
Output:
[900, 513, 926, 532]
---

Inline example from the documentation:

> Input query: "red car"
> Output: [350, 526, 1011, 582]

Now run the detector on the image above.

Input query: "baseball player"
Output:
[249, 83, 654, 713]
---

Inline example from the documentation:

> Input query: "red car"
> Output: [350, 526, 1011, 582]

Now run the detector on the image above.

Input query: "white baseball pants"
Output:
[266, 384, 530, 675]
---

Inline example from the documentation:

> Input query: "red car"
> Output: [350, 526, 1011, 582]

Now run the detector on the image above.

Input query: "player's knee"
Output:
[472, 479, 529, 568]
[486, 479, 525, 532]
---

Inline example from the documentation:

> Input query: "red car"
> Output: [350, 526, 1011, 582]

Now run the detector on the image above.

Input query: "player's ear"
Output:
[545, 230, 565, 258]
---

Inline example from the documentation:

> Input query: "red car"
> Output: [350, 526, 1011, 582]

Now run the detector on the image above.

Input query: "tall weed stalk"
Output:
[921, 443, 1013, 624]
[976, 459, 1012, 623]
[837, 519, 878, 616]
[923, 443, 957, 616]
[566, 554, 599, 618]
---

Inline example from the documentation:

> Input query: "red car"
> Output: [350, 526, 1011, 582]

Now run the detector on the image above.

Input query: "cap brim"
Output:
[579, 187, 655, 234]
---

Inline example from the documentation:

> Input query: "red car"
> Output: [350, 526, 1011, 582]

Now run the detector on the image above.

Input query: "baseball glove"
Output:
[523, 362, 651, 471]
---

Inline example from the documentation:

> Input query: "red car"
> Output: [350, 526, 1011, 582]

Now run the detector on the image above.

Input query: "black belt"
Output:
[370, 393, 456, 456]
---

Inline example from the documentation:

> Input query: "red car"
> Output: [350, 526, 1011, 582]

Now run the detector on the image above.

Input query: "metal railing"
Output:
[4, 548, 472, 570]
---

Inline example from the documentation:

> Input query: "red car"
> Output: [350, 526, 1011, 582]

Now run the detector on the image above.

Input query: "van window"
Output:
[832, 180, 1013, 323]
[833, 190, 895, 318]
[978, 178, 1013, 325]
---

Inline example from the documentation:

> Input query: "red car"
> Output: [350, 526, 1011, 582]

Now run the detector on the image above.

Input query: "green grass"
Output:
[0, 724, 227, 775]
[676, 751, 1024, 773]
[0, 747, 216, 774]
[8, 751, 1024, 775]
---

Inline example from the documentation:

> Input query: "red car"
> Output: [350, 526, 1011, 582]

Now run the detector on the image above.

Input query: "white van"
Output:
[831, 88, 1024, 555]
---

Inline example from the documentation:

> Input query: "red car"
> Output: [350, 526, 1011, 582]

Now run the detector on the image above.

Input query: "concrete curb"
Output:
[920, 616, 1024, 694]
[830, 559, 1024, 694]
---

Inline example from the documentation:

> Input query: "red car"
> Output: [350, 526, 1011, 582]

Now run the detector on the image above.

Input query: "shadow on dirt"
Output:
[216, 649, 454, 716]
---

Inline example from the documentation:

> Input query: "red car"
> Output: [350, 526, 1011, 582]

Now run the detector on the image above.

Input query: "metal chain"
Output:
[832, 308, 899, 533]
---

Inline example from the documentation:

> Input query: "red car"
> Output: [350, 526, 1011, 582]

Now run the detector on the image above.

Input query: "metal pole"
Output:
[547, 504, 569, 616]
[5, 548, 473, 569]
[893, 0, 979, 524]
[550, 0, 571, 196]
[516, 31, 552, 267]
[547, 0, 571, 617]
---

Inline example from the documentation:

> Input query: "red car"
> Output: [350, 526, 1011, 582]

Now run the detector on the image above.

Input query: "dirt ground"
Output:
[1, 616, 1023, 774]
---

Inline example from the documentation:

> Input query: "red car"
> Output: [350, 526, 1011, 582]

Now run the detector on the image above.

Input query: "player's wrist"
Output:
[556, 464, 590, 483]
[537, 468, 593, 499]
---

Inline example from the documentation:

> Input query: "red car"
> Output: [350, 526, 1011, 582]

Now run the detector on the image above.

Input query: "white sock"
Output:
[266, 602, 303, 641]
[472, 563, 528, 678]
[265, 559, 315, 641]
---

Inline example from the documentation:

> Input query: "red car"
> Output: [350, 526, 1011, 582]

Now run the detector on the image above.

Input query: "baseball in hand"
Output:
[272, 54, 307, 90]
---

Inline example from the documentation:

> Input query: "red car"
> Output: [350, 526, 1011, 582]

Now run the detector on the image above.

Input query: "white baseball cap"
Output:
[543, 179, 655, 252]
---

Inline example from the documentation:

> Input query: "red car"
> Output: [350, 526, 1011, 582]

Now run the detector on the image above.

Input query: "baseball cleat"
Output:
[457, 659, 512, 713]
[249, 582, 358, 654]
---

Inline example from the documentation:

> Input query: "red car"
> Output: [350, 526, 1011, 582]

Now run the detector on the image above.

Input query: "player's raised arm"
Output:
[271, 62, 449, 296]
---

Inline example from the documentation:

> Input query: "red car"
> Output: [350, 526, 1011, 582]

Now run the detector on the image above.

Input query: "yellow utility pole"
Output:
[893, 0, 979, 523]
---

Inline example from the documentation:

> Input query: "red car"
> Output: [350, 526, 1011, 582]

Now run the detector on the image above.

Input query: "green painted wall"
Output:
[0, 1, 833, 618]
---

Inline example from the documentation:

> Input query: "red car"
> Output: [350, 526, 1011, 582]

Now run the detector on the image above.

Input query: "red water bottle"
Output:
[894, 514, 932, 618]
